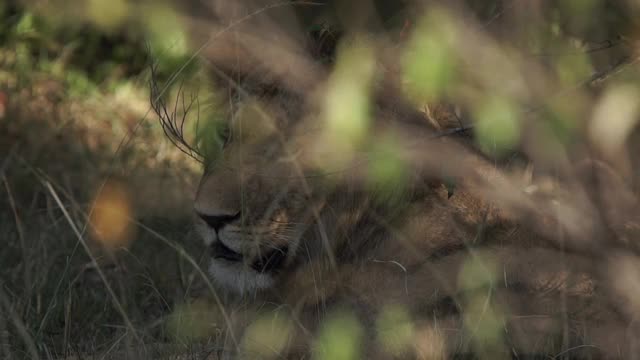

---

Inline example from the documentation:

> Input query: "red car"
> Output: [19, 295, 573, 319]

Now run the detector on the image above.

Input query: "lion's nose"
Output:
[197, 211, 240, 233]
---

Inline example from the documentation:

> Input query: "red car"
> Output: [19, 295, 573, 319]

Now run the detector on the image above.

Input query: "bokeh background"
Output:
[1, 0, 640, 359]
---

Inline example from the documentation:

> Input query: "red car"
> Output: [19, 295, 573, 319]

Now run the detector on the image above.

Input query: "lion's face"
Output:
[194, 93, 328, 296]
[192, 81, 433, 297]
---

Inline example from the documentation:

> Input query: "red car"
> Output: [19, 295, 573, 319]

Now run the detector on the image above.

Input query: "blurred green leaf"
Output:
[376, 305, 414, 356]
[402, 10, 457, 102]
[474, 96, 520, 156]
[367, 135, 408, 203]
[463, 297, 506, 359]
[458, 253, 497, 292]
[325, 39, 375, 148]
[15, 12, 37, 36]
[166, 301, 220, 343]
[88, 0, 130, 31]
[145, 4, 193, 79]
[314, 310, 363, 360]
[193, 89, 228, 166]
[542, 98, 581, 145]
[66, 69, 97, 97]
[15, 43, 33, 73]
[312, 38, 375, 170]
[458, 254, 506, 359]
[241, 313, 293, 359]
[556, 53, 593, 86]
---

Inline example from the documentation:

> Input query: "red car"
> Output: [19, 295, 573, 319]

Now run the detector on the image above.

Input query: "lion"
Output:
[188, 84, 632, 359]
[156, 2, 640, 358]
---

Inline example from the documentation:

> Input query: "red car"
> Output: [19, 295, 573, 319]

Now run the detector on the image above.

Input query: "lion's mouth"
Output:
[251, 246, 289, 273]
[211, 241, 288, 273]
[210, 241, 244, 262]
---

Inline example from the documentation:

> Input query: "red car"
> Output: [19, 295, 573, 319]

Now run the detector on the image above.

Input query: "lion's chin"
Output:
[208, 259, 275, 296]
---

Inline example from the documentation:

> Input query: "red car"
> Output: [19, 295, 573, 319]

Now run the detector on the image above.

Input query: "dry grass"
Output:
[0, 56, 215, 358]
